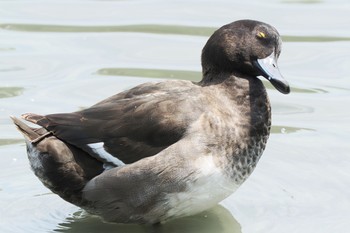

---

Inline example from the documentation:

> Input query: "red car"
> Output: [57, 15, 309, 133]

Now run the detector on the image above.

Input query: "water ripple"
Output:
[54, 205, 241, 233]
[0, 87, 24, 99]
[283, 35, 350, 43]
[282, 0, 322, 4]
[1, 23, 349, 42]
[96, 67, 324, 94]
[0, 47, 15, 52]
[0, 66, 25, 72]
[273, 102, 315, 115]
[97, 67, 200, 81]
[0, 24, 214, 37]
[271, 125, 315, 134]
[0, 139, 24, 146]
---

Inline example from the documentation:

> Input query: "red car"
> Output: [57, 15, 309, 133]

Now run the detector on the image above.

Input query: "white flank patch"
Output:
[165, 156, 238, 219]
[26, 142, 44, 171]
[26, 142, 54, 187]
[88, 142, 125, 168]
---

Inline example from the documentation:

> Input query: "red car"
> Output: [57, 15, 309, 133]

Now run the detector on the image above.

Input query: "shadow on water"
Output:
[54, 205, 241, 233]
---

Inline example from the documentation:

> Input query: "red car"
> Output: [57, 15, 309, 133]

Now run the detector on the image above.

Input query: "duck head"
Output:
[201, 19, 290, 94]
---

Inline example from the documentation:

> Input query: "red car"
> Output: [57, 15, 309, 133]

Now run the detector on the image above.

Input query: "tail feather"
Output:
[11, 116, 40, 140]
[21, 113, 50, 127]
[11, 116, 51, 143]
[11, 115, 104, 207]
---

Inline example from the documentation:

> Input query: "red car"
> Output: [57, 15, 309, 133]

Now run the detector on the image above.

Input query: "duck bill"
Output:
[254, 52, 290, 94]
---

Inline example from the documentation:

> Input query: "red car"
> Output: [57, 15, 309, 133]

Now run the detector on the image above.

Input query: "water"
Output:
[1, 0, 350, 232]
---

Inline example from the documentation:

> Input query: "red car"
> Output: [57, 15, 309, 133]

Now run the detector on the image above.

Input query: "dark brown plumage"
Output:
[12, 19, 290, 224]
[11, 116, 104, 206]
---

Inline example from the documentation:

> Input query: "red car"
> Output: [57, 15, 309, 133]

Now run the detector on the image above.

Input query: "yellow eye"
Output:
[257, 32, 266, 39]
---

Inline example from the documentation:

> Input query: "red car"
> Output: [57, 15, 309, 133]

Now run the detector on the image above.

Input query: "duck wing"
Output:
[23, 80, 204, 165]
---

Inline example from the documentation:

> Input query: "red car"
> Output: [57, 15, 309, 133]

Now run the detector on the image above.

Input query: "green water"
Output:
[1, 0, 349, 233]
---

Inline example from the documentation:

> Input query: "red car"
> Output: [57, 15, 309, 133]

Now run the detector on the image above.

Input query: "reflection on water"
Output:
[54, 205, 241, 233]
[282, 0, 322, 4]
[282, 35, 350, 42]
[263, 81, 327, 94]
[0, 66, 25, 72]
[0, 87, 24, 99]
[0, 47, 15, 52]
[1, 23, 350, 43]
[0, 24, 214, 37]
[0, 139, 24, 146]
[97, 67, 323, 94]
[271, 125, 314, 134]
[97, 68, 200, 81]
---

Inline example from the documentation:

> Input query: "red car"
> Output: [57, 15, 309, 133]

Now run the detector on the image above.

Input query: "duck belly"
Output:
[163, 156, 238, 220]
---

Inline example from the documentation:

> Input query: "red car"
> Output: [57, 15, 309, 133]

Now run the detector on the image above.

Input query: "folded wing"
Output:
[23, 80, 204, 164]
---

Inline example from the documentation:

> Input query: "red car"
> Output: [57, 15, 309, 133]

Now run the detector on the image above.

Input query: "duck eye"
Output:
[257, 31, 267, 39]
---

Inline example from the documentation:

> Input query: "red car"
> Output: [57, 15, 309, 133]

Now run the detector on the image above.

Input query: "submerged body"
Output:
[12, 19, 289, 224]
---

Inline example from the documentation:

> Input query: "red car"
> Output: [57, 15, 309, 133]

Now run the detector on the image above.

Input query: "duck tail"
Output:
[21, 113, 50, 127]
[11, 116, 51, 143]
[11, 116, 104, 207]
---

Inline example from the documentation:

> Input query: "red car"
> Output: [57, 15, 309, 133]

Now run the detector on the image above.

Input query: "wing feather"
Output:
[24, 80, 204, 164]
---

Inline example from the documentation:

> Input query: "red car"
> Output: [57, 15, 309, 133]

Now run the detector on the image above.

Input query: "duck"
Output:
[12, 19, 290, 224]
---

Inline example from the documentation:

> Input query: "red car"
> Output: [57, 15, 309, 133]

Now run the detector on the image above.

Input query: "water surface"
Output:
[1, 0, 350, 233]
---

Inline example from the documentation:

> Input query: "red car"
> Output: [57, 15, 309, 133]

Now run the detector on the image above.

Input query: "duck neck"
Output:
[201, 71, 272, 182]
[201, 71, 271, 136]
[229, 75, 271, 183]
[199, 69, 248, 86]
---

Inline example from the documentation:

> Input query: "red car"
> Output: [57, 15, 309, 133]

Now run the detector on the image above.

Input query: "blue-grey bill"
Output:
[255, 52, 290, 94]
